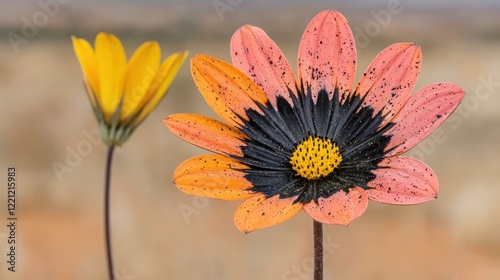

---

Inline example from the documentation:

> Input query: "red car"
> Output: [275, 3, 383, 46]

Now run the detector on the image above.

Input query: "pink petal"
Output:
[303, 187, 367, 225]
[298, 10, 356, 104]
[355, 43, 421, 125]
[234, 194, 302, 233]
[366, 156, 438, 205]
[385, 82, 465, 156]
[231, 25, 298, 108]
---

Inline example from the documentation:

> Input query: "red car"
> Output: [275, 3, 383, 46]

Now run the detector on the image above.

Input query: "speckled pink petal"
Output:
[231, 25, 298, 108]
[355, 43, 421, 126]
[367, 156, 438, 205]
[385, 82, 464, 156]
[303, 187, 367, 225]
[298, 10, 356, 104]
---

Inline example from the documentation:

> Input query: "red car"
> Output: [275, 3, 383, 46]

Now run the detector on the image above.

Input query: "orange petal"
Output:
[355, 43, 421, 126]
[303, 187, 368, 225]
[366, 156, 438, 205]
[191, 55, 269, 127]
[298, 10, 356, 103]
[164, 113, 246, 156]
[231, 25, 298, 108]
[234, 194, 302, 233]
[385, 82, 464, 156]
[174, 155, 254, 200]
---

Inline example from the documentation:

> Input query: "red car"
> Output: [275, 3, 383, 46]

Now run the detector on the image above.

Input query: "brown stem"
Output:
[313, 220, 323, 280]
[104, 145, 115, 280]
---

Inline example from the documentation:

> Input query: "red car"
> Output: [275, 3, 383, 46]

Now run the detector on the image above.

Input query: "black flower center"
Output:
[235, 86, 394, 204]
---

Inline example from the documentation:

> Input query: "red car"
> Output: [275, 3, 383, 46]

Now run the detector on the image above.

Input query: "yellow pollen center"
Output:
[290, 136, 342, 181]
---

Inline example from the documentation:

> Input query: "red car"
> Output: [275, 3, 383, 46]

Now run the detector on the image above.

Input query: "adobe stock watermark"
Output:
[128, 64, 158, 103]
[213, 0, 243, 21]
[51, 62, 162, 182]
[7, 0, 70, 54]
[407, 74, 500, 161]
[353, 0, 405, 53]
[178, 196, 210, 224]
[52, 128, 101, 182]
[115, 267, 136, 280]
[213, 0, 407, 46]
[282, 235, 340, 280]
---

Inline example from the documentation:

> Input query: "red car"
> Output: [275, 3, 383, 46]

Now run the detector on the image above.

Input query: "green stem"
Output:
[104, 145, 115, 280]
[313, 220, 323, 280]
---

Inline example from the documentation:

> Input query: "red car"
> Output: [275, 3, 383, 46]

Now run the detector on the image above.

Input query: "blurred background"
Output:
[1, 0, 500, 279]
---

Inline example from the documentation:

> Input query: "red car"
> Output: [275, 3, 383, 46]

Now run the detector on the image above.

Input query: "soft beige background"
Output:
[1, 1, 500, 279]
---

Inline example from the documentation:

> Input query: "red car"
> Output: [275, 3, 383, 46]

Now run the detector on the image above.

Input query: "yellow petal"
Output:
[132, 50, 188, 126]
[95, 32, 127, 119]
[71, 36, 99, 107]
[121, 41, 160, 119]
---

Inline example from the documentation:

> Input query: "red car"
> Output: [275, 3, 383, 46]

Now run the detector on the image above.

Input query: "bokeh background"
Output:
[1, 0, 500, 279]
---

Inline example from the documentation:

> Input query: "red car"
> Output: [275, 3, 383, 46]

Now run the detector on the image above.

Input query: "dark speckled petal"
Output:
[231, 25, 298, 109]
[298, 10, 357, 104]
[384, 82, 465, 156]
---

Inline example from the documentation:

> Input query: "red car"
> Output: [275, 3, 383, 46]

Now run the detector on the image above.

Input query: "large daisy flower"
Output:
[164, 10, 464, 233]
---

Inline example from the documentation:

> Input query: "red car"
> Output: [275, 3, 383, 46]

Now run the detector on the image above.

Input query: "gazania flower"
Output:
[164, 10, 464, 233]
[72, 32, 188, 146]
[72, 32, 187, 280]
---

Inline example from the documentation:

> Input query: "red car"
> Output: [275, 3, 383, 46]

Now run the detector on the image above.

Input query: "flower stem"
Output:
[313, 220, 323, 280]
[104, 145, 115, 280]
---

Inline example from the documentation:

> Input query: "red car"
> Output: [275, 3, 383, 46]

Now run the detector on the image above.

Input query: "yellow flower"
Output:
[72, 32, 188, 146]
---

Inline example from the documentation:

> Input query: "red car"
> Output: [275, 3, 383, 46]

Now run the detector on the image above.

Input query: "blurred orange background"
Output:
[1, 1, 500, 279]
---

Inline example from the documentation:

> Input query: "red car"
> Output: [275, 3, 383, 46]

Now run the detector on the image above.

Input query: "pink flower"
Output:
[164, 10, 464, 233]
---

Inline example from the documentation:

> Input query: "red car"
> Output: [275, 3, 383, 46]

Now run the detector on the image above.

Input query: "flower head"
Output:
[72, 32, 187, 146]
[164, 10, 464, 233]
